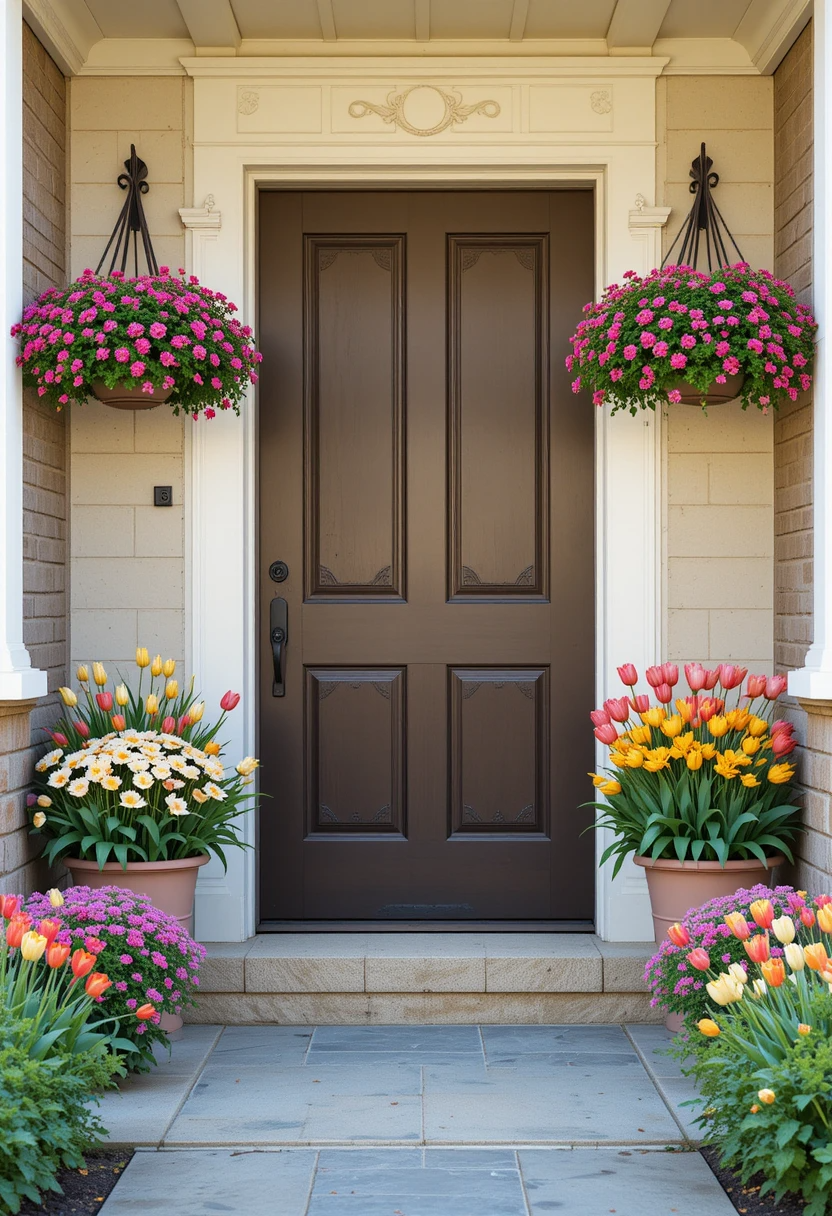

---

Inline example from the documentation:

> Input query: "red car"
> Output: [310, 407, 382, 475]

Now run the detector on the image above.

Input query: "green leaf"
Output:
[94, 838, 114, 868]
[776, 1120, 801, 1149]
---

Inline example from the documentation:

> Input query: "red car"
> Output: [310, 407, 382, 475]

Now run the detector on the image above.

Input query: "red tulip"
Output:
[85, 937, 106, 954]
[718, 664, 747, 690]
[0, 895, 19, 920]
[73, 719, 90, 738]
[771, 719, 795, 737]
[603, 697, 630, 723]
[631, 694, 650, 714]
[745, 674, 768, 698]
[220, 690, 241, 711]
[85, 972, 112, 999]
[801, 906, 816, 928]
[162, 716, 176, 733]
[6, 914, 31, 948]
[684, 662, 708, 691]
[96, 691, 113, 711]
[687, 948, 710, 971]
[654, 683, 673, 704]
[590, 709, 611, 727]
[46, 941, 70, 968]
[645, 666, 664, 688]
[744, 933, 771, 964]
[698, 697, 723, 722]
[617, 664, 638, 686]
[111, 714, 125, 730]
[71, 948, 97, 978]
[136, 1003, 157, 1021]
[667, 922, 690, 948]
[594, 723, 619, 745]
[662, 663, 679, 686]
[772, 732, 797, 757]
[37, 918, 62, 945]
[765, 675, 788, 700]
[177, 714, 190, 733]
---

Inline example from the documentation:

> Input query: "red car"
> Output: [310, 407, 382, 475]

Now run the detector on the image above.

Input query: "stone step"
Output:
[189, 934, 660, 1025]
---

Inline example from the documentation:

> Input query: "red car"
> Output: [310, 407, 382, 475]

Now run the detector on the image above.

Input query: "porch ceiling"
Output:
[27, 0, 811, 75]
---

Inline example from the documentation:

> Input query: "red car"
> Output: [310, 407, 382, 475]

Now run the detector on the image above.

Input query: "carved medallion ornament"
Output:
[237, 89, 260, 115]
[590, 89, 612, 115]
[348, 84, 500, 137]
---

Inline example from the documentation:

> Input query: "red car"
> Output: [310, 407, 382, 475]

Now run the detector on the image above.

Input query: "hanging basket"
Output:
[670, 372, 746, 407]
[92, 380, 173, 411]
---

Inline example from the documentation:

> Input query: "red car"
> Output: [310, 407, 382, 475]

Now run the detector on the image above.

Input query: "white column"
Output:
[788, 1, 832, 701]
[0, 0, 47, 702]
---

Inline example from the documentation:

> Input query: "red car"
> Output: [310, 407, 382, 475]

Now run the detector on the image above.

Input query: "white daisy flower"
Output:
[112, 749, 133, 764]
[181, 764, 201, 780]
[165, 794, 188, 816]
[133, 772, 154, 790]
[127, 758, 150, 773]
[47, 768, 71, 788]
[36, 749, 64, 772]
[202, 782, 227, 801]
[120, 790, 146, 809]
[100, 774, 122, 791]
[163, 778, 185, 790]
[151, 765, 172, 780]
[205, 762, 225, 781]
[68, 778, 90, 798]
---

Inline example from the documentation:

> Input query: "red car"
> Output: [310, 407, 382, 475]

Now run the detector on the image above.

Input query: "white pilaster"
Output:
[0, 0, 48, 702]
[788, 0, 831, 701]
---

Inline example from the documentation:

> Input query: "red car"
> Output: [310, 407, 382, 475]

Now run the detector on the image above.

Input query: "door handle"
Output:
[270, 597, 288, 697]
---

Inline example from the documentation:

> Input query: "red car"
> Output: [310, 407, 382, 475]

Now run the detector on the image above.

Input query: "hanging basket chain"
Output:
[95, 144, 159, 278]
[661, 142, 745, 272]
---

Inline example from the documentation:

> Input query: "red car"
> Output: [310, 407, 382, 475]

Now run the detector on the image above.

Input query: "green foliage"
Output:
[0, 1006, 122, 1214]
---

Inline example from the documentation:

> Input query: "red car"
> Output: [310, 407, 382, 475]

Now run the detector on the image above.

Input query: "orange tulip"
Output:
[667, 922, 690, 948]
[37, 918, 62, 945]
[724, 912, 751, 941]
[46, 941, 70, 968]
[804, 943, 829, 971]
[744, 933, 771, 964]
[204, 741, 221, 756]
[697, 1019, 721, 1037]
[817, 904, 832, 934]
[761, 957, 786, 987]
[6, 914, 31, 948]
[0, 895, 19, 919]
[84, 972, 112, 999]
[749, 899, 774, 930]
[135, 1003, 157, 1021]
[70, 948, 97, 979]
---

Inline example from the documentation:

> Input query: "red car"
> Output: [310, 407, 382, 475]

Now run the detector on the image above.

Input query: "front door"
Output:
[258, 190, 595, 924]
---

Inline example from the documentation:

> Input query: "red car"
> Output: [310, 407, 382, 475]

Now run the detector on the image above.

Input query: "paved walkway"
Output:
[97, 1024, 736, 1215]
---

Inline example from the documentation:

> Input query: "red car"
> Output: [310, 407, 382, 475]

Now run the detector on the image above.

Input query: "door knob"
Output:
[270, 597, 288, 696]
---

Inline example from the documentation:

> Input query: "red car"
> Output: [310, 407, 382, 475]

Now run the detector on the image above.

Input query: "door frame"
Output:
[182, 58, 668, 942]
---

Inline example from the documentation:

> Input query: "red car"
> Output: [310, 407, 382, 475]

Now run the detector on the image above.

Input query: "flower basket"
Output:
[567, 263, 816, 415]
[11, 267, 262, 420]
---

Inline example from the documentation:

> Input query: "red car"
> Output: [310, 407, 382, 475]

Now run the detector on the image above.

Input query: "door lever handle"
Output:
[270, 597, 288, 697]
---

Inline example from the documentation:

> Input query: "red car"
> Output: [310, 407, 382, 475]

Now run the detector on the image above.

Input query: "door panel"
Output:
[258, 190, 595, 924]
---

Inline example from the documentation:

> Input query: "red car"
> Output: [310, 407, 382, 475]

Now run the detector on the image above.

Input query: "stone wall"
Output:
[1, 23, 69, 894]
[656, 75, 775, 674]
[68, 77, 190, 670]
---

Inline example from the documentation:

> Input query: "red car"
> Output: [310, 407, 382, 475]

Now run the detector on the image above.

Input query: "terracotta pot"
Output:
[64, 854, 209, 1032]
[669, 372, 745, 406]
[91, 380, 173, 411]
[634, 853, 784, 945]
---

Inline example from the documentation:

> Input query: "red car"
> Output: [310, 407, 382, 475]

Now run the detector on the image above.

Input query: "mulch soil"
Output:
[16, 1152, 133, 1216]
[701, 1147, 809, 1215]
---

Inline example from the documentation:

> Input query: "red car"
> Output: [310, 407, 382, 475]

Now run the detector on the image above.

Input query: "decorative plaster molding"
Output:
[179, 201, 222, 232]
[348, 85, 500, 136]
[179, 55, 669, 79]
[589, 88, 612, 115]
[22, 0, 94, 76]
[237, 88, 260, 115]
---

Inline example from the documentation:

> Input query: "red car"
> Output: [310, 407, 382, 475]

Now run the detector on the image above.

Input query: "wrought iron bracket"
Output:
[96, 144, 159, 278]
[661, 142, 745, 271]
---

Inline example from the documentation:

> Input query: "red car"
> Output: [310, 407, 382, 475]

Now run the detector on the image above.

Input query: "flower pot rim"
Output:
[64, 853, 210, 873]
[633, 853, 784, 872]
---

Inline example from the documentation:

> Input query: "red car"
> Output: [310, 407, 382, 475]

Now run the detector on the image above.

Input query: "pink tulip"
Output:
[745, 674, 767, 698]
[220, 690, 241, 711]
[662, 663, 679, 687]
[46, 730, 68, 746]
[590, 709, 611, 727]
[654, 683, 673, 704]
[718, 664, 748, 690]
[73, 720, 90, 739]
[702, 668, 720, 690]
[817, 895, 832, 909]
[645, 665, 664, 688]
[765, 674, 788, 700]
[96, 691, 113, 711]
[617, 663, 638, 686]
[684, 662, 707, 691]
[687, 948, 711, 971]
[604, 697, 630, 723]
[594, 723, 619, 745]
[162, 715, 176, 733]
[631, 694, 650, 714]
[771, 719, 795, 736]
[177, 714, 190, 733]
[771, 732, 797, 757]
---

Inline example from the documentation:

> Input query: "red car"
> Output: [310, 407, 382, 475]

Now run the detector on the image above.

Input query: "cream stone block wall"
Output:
[657, 75, 775, 674]
[68, 77, 191, 672]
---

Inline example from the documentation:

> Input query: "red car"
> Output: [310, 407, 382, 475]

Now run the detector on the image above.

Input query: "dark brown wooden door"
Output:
[258, 191, 595, 924]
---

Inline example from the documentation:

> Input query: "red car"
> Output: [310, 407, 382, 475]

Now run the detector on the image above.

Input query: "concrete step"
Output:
[189, 934, 660, 1024]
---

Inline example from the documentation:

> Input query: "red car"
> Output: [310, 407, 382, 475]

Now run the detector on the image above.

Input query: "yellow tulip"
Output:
[757, 1089, 776, 1105]
[165, 680, 179, 701]
[204, 741, 221, 756]
[700, 743, 717, 760]
[20, 931, 48, 962]
[600, 779, 621, 796]
[740, 774, 761, 788]
[784, 942, 805, 971]
[714, 757, 740, 780]
[76, 664, 89, 683]
[659, 715, 683, 739]
[236, 756, 260, 777]
[47, 888, 64, 907]
[686, 749, 704, 771]
[189, 701, 205, 722]
[92, 662, 107, 687]
[697, 1018, 720, 1037]
[32, 811, 46, 828]
[589, 773, 607, 787]
[771, 915, 795, 944]
[624, 750, 644, 768]
[726, 708, 751, 731]
[750, 978, 767, 998]
[163, 659, 176, 678]
[707, 716, 729, 738]
[641, 707, 666, 727]
[136, 647, 150, 668]
[747, 716, 769, 738]
[629, 725, 651, 745]
[146, 694, 159, 714]
[706, 974, 744, 1006]
[643, 748, 671, 772]
[767, 763, 795, 785]
[804, 943, 829, 971]
[728, 963, 748, 985]
[817, 904, 832, 934]
[58, 686, 78, 707]
[36, 795, 51, 808]
[115, 683, 129, 707]
[151, 654, 163, 677]
[742, 736, 761, 755]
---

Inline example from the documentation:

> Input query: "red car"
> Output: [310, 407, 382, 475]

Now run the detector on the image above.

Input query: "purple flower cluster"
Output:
[24, 885, 205, 1052]
[644, 884, 805, 1021]
[11, 267, 262, 419]
[566, 263, 817, 415]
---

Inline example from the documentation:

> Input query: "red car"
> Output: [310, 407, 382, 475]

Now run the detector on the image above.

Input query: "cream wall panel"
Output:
[70, 454, 183, 506]
[237, 86, 323, 134]
[70, 558, 184, 610]
[528, 85, 612, 133]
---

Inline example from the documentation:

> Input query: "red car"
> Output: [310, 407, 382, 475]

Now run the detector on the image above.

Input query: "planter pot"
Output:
[91, 380, 172, 411]
[63, 854, 209, 1031]
[670, 372, 745, 407]
[634, 853, 784, 1032]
